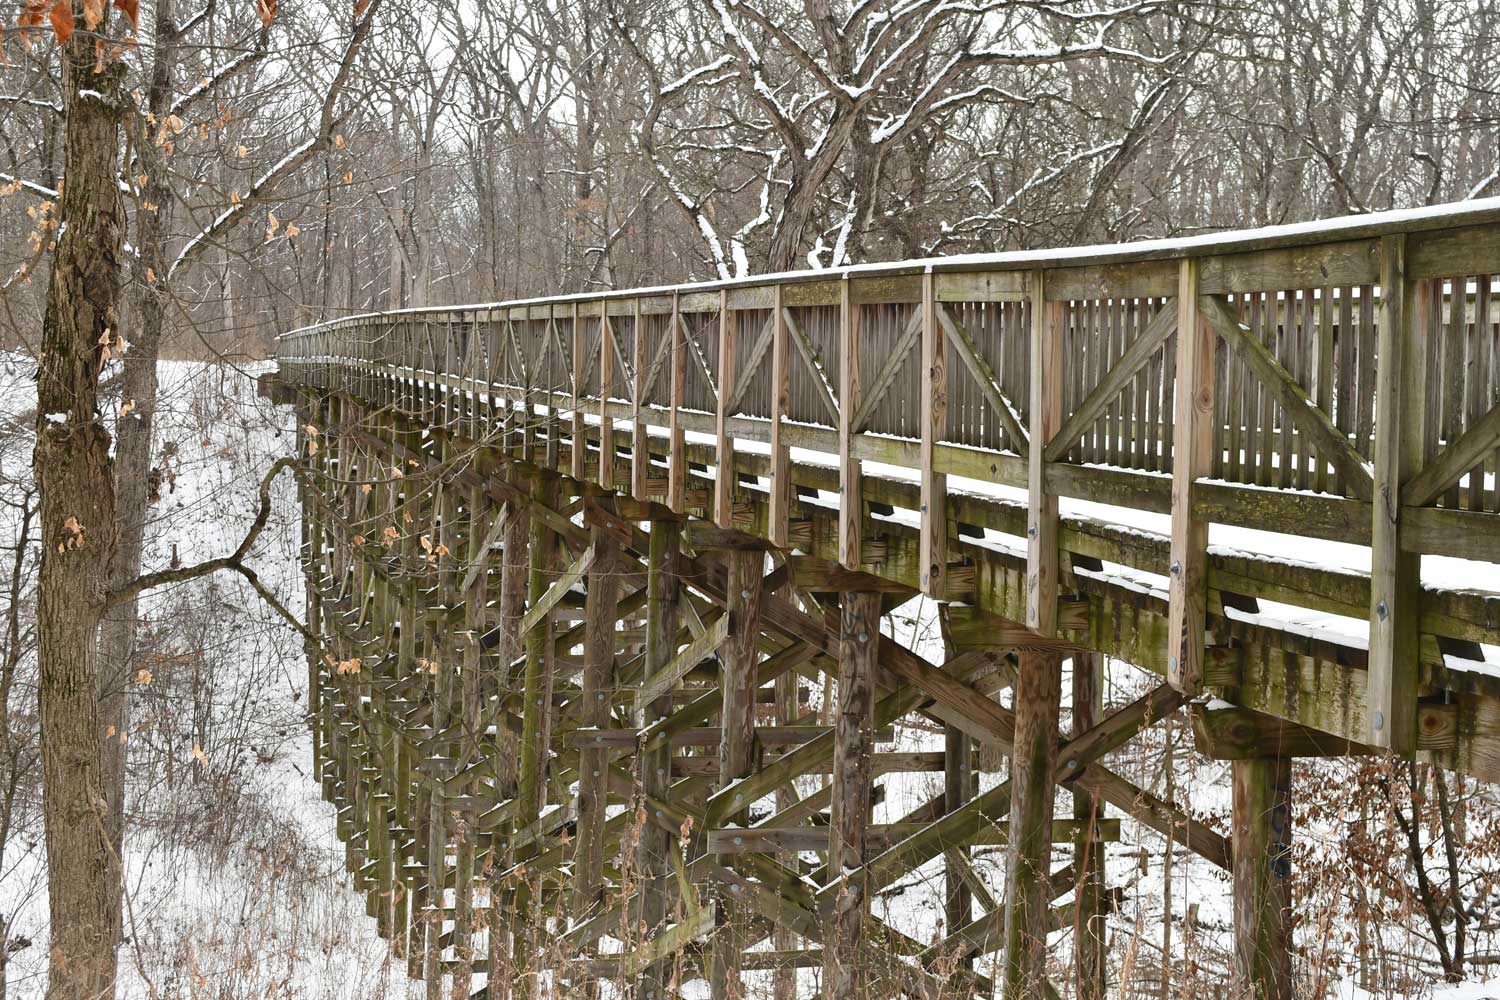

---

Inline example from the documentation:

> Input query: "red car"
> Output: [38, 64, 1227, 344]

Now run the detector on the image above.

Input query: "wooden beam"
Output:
[635, 612, 730, 705]
[1368, 235, 1427, 752]
[787, 556, 918, 595]
[1167, 259, 1214, 696]
[1401, 392, 1500, 508]
[1189, 703, 1376, 759]
[515, 543, 595, 639]
[706, 818, 1121, 854]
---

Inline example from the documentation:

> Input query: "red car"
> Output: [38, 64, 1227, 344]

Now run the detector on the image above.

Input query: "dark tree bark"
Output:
[33, 23, 128, 1000]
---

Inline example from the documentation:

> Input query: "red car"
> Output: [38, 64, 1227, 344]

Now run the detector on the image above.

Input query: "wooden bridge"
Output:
[268, 201, 1500, 1000]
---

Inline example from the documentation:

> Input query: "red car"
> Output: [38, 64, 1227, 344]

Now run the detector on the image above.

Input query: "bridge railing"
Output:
[277, 199, 1500, 760]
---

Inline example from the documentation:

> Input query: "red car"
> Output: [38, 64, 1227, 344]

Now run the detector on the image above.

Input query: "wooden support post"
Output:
[632, 298, 650, 499]
[572, 512, 620, 970]
[517, 473, 557, 825]
[637, 517, 681, 1000]
[1168, 258, 1214, 695]
[1368, 235, 1426, 752]
[768, 285, 792, 547]
[1005, 268, 1065, 1000]
[824, 590, 880, 997]
[771, 564, 798, 1000]
[839, 277, 863, 568]
[1231, 756, 1293, 1000]
[710, 547, 764, 1000]
[920, 269, 948, 597]
[452, 483, 488, 999]
[715, 290, 738, 527]
[424, 617, 450, 1000]
[940, 607, 974, 967]
[668, 293, 687, 512]
[1072, 650, 1107, 1000]
[511, 474, 556, 998]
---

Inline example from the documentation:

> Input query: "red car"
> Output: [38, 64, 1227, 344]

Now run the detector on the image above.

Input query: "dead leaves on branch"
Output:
[13, 0, 136, 50]
[57, 515, 86, 553]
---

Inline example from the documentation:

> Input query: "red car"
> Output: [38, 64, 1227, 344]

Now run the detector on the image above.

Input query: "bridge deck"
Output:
[272, 200, 1500, 999]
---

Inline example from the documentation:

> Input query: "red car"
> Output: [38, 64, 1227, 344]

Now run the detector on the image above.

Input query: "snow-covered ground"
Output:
[0, 360, 420, 999]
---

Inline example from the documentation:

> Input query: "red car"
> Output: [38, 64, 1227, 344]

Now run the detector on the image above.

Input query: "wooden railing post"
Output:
[839, 275, 863, 568]
[631, 298, 650, 498]
[920, 268, 947, 597]
[1167, 258, 1214, 696]
[1368, 234, 1426, 752]
[715, 289, 737, 527]
[668, 292, 687, 512]
[768, 285, 792, 547]
[569, 302, 585, 480]
[599, 304, 615, 488]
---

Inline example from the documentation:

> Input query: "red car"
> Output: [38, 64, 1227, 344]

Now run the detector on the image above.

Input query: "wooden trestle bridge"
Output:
[268, 202, 1500, 1000]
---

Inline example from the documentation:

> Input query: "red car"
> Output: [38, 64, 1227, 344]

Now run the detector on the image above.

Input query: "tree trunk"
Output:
[98, 0, 177, 893]
[34, 33, 128, 1000]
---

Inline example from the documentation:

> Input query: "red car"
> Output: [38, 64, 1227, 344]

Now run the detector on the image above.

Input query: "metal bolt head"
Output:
[1376, 599, 1389, 622]
[1373, 710, 1385, 732]
[740, 589, 752, 600]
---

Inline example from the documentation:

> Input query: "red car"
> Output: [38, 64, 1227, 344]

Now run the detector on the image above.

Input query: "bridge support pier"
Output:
[824, 590, 879, 997]
[1233, 755, 1294, 1000]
